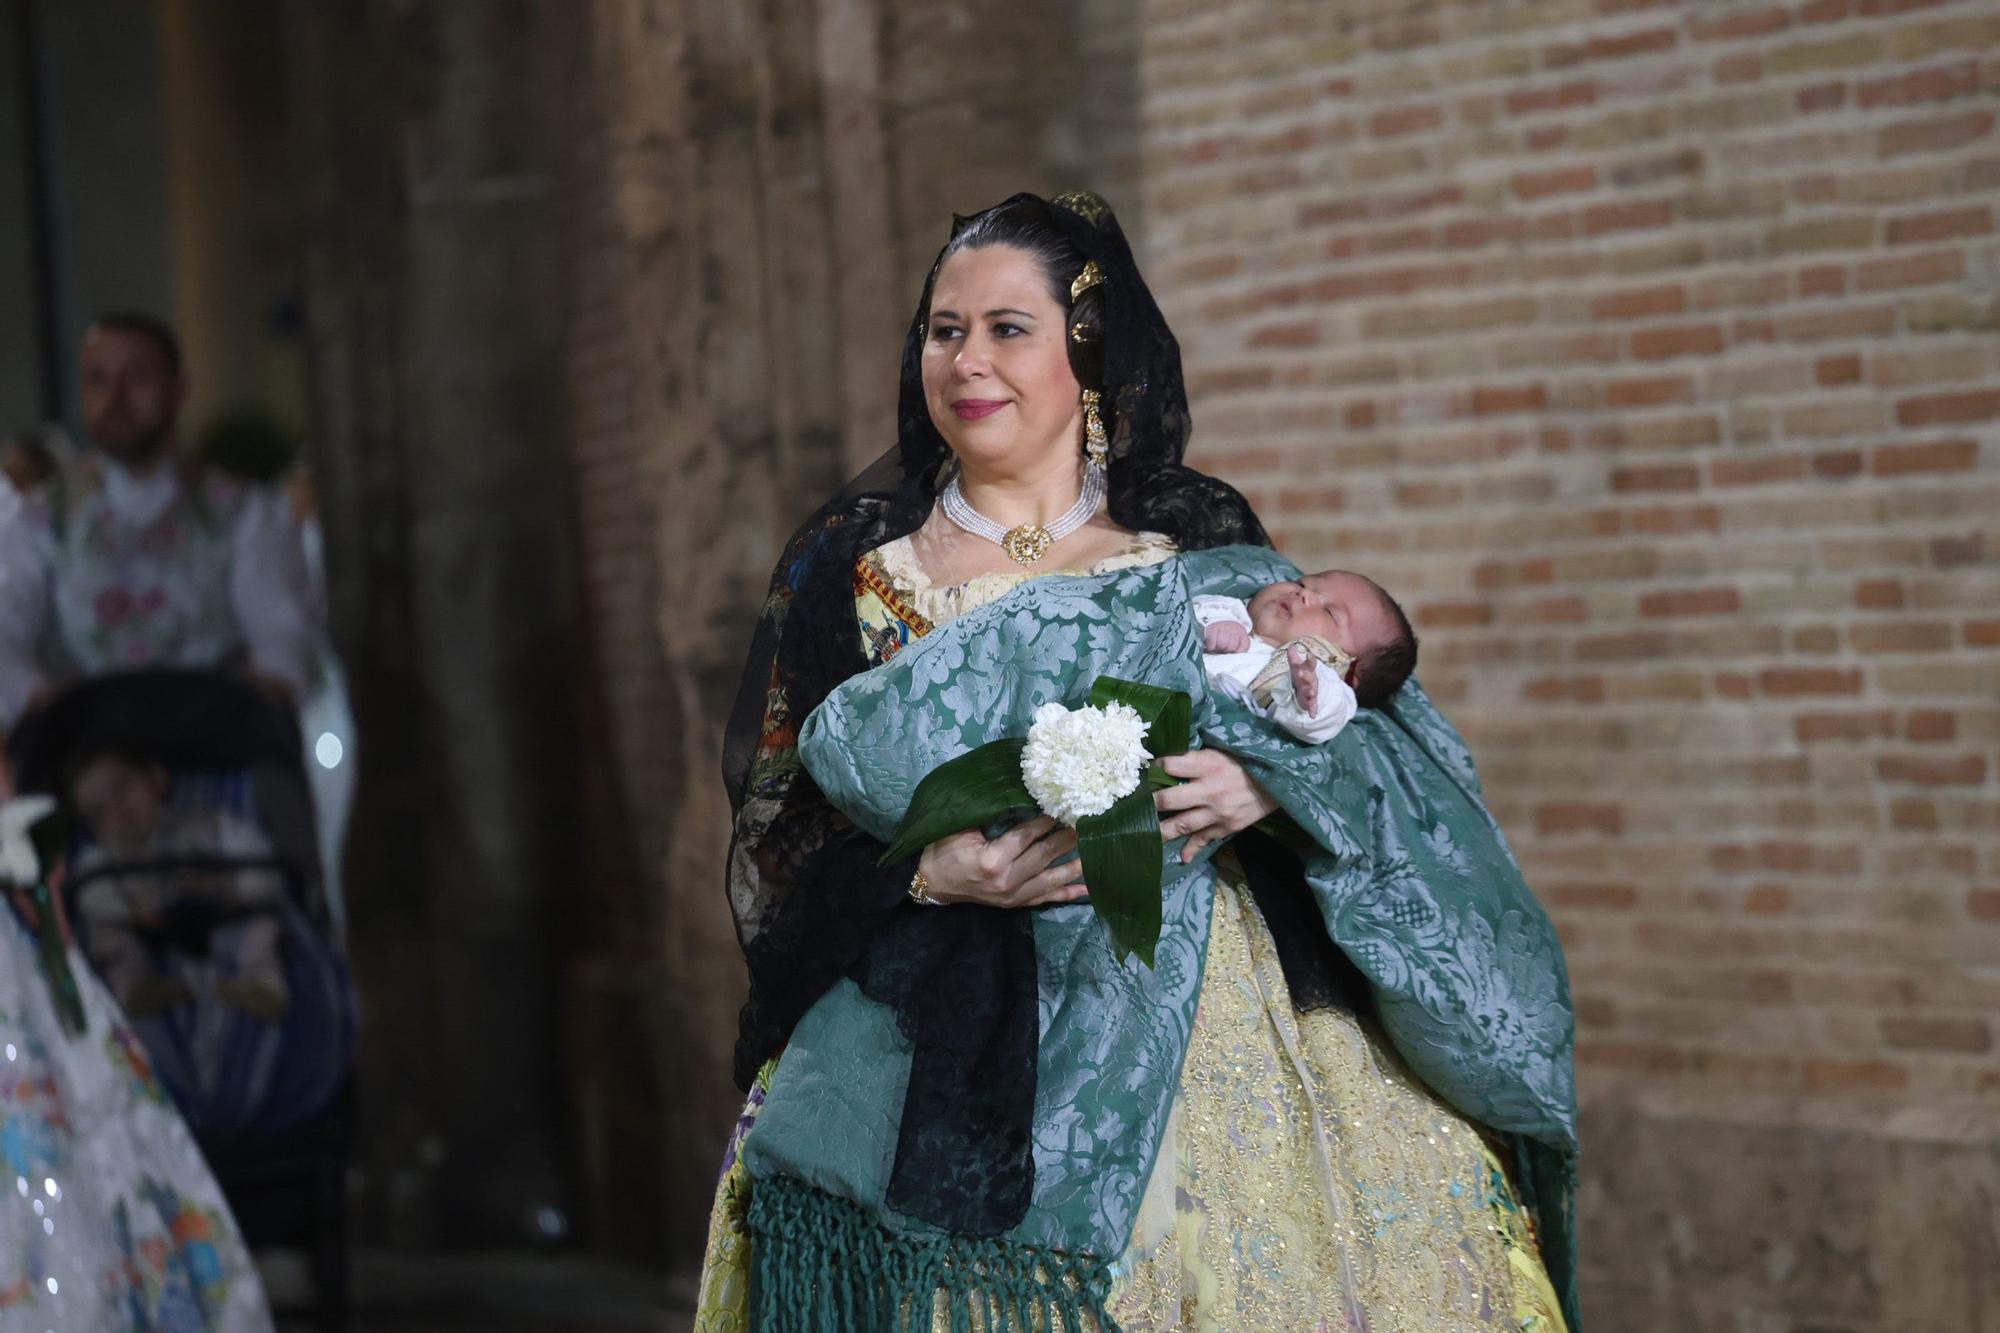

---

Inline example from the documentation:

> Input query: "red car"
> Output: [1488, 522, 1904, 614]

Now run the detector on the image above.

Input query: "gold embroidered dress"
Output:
[697, 535, 1568, 1332]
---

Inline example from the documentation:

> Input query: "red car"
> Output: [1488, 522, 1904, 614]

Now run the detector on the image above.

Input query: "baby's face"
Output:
[1247, 570, 1397, 661]
[71, 755, 168, 853]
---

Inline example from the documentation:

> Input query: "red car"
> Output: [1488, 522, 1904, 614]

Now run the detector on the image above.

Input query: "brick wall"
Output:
[1139, 0, 1998, 1323]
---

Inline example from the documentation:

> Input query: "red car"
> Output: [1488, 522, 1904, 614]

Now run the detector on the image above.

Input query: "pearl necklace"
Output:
[940, 463, 1107, 565]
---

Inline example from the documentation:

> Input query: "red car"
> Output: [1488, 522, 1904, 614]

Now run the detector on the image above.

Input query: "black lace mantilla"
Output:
[720, 192, 1324, 1238]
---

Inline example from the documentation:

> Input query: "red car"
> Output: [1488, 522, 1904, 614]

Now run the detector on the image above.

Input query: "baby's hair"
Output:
[61, 742, 169, 793]
[1352, 581, 1418, 710]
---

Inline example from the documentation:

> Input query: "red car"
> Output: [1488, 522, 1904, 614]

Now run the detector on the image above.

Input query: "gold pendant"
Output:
[1001, 523, 1053, 564]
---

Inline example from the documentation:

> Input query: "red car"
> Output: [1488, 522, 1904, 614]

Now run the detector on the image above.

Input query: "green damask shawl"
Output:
[749, 545, 1579, 1327]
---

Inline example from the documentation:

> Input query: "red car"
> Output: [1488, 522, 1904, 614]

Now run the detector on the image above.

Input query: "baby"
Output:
[69, 748, 291, 1021]
[1193, 568, 1418, 744]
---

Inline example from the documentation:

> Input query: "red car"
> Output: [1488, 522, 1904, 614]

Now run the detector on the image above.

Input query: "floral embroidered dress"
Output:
[696, 534, 1568, 1332]
[1, 906, 273, 1330]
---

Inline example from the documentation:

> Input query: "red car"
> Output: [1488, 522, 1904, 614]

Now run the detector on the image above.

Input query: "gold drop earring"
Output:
[1082, 390, 1109, 468]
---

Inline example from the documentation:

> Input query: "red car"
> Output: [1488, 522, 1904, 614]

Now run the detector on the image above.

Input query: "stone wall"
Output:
[1135, 1, 2000, 1326]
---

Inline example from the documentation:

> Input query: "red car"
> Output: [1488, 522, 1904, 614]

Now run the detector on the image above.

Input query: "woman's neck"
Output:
[955, 455, 1086, 528]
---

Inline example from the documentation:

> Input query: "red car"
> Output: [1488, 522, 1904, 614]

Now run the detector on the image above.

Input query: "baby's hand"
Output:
[1287, 643, 1320, 717]
[1203, 621, 1252, 654]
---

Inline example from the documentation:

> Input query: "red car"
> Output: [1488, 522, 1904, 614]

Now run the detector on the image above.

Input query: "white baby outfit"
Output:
[1191, 594, 1358, 745]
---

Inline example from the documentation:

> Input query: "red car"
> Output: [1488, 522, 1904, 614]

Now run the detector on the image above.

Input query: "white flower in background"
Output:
[0, 795, 56, 886]
[1020, 701, 1153, 826]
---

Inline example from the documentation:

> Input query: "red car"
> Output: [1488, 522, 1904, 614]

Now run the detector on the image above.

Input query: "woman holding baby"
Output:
[695, 192, 1578, 1331]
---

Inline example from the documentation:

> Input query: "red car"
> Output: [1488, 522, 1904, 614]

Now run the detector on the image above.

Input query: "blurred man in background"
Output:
[0, 312, 321, 732]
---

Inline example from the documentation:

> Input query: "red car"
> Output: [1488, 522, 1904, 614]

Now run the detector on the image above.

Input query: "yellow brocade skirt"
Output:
[695, 876, 1568, 1332]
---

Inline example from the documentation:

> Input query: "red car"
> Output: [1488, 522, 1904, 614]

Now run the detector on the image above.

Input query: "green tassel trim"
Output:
[1512, 1135, 1582, 1333]
[747, 1174, 1118, 1332]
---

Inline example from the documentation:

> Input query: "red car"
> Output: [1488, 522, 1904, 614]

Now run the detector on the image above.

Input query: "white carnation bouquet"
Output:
[1020, 700, 1152, 825]
[882, 675, 1191, 965]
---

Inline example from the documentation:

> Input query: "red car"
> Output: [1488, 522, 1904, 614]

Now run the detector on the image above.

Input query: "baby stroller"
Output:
[8, 667, 358, 1330]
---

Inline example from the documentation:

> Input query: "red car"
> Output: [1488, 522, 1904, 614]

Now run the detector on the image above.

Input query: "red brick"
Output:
[1714, 672, 1754, 700]
[1969, 888, 2000, 921]
[1519, 597, 1590, 630]
[1591, 285, 1687, 320]
[1369, 103, 1445, 138]
[1193, 366, 1274, 394]
[1416, 601, 1493, 628]
[1583, 199, 1675, 236]
[1780, 305, 1897, 342]
[1506, 82, 1598, 116]
[1932, 534, 1983, 567]
[1714, 52, 1763, 83]
[1797, 82, 1847, 113]
[1881, 1016, 1991, 1053]
[1437, 219, 1530, 251]
[1692, 7, 1790, 42]
[1544, 881, 1635, 910]
[1851, 620, 1954, 653]
[1581, 1043, 1690, 1075]
[1470, 383, 1548, 415]
[1639, 587, 1742, 617]
[1816, 354, 1863, 387]
[1611, 463, 1701, 492]
[1632, 324, 1726, 360]
[1877, 753, 1988, 785]
[1812, 450, 1865, 480]
[1546, 28, 1678, 68]
[1629, 503, 1719, 534]
[1369, 17, 1442, 52]
[1857, 249, 1964, 291]
[1797, 264, 1848, 299]
[1473, 557, 1554, 589]
[1872, 438, 1979, 473]
[1536, 802, 1624, 836]
[1804, 1059, 1908, 1092]
[1968, 620, 2000, 647]
[1905, 710, 1956, 742]
[1795, 709, 1895, 743]
[1860, 63, 1983, 111]
[1273, 485, 1346, 513]
[1743, 885, 1791, 915]
[1762, 667, 1864, 697]
[1879, 109, 1995, 157]
[1800, 0, 1850, 21]
[1604, 375, 1693, 408]
[1854, 579, 1905, 609]
[1892, 796, 1940, 831]
[1524, 675, 1607, 704]
[1896, 392, 2000, 427]
[1513, 165, 1598, 199]
[1392, 480, 1465, 507]
[1248, 321, 1320, 348]
[1713, 454, 1808, 486]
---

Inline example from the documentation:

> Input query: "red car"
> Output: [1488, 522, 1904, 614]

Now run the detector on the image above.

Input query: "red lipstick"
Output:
[951, 399, 1007, 420]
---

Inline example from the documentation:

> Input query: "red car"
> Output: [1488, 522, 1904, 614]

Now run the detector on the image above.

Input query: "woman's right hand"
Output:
[918, 815, 1088, 908]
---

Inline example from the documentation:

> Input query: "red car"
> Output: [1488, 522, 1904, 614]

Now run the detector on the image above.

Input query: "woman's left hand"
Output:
[1153, 749, 1279, 863]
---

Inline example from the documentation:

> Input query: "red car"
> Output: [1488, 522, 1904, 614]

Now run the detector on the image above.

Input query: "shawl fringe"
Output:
[748, 1174, 1118, 1333]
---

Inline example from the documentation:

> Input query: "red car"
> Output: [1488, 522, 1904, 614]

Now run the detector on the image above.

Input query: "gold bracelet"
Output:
[908, 869, 938, 906]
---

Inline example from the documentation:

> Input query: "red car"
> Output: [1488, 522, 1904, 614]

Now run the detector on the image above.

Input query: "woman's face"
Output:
[921, 244, 1085, 479]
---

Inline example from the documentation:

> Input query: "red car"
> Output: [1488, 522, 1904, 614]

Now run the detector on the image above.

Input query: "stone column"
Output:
[284, 0, 584, 1245]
